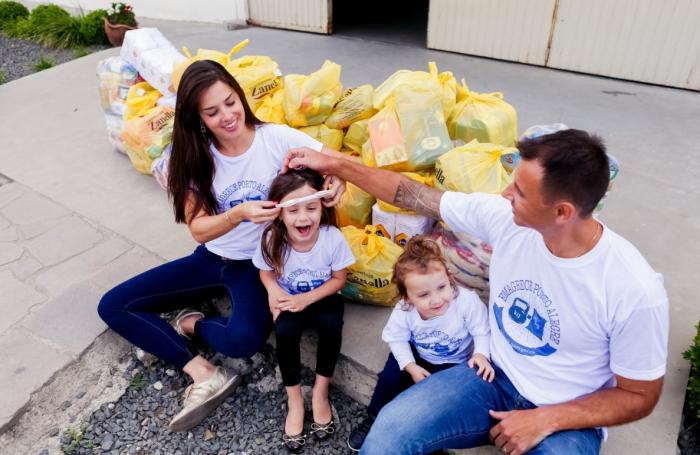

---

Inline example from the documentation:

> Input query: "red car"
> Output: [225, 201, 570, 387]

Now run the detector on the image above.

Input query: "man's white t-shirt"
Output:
[252, 226, 355, 295]
[205, 123, 322, 260]
[382, 287, 491, 370]
[440, 192, 669, 406]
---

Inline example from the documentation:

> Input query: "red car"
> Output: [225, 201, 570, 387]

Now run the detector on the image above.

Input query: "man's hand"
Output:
[489, 408, 553, 455]
[404, 363, 431, 383]
[283, 147, 335, 174]
[468, 353, 495, 382]
[322, 174, 345, 207]
[276, 293, 312, 314]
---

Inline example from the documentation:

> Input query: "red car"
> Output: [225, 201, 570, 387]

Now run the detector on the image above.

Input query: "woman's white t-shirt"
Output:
[252, 226, 356, 295]
[205, 123, 322, 260]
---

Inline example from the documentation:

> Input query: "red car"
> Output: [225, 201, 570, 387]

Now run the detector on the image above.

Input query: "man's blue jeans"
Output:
[361, 363, 602, 455]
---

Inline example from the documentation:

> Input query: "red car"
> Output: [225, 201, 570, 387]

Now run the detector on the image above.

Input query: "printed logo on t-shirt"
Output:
[493, 279, 561, 357]
[281, 268, 330, 295]
[217, 180, 269, 221]
[411, 331, 463, 358]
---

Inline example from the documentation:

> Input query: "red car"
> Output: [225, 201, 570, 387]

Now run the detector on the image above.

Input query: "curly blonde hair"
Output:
[392, 236, 456, 310]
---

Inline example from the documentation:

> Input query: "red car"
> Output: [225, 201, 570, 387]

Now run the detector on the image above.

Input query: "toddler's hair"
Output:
[392, 236, 456, 307]
[260, 169, 336, 275]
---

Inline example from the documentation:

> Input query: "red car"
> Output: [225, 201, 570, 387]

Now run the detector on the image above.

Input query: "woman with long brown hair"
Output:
[97, 60, 345, 432]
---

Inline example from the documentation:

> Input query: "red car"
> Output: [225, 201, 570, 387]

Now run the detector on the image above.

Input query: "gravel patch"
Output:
[0, 33, 108, 83]
[62, 344, 366, 454]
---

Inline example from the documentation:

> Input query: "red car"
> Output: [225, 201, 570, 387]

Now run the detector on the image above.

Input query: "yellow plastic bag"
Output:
[172, 39, 249, 91]
[254, 89, 286, 124]
[121, 106, 175, 174]
[124, 81, 161, 121]
[283, 60, 342, 127]
[298, 124, 344, 151]
[343, 119, 369, 153]
[337, 182, 376, 228]
[373, 62, 454, 116]
[428, 62, 457, 120]
[394, 84, 452, 171]
[226, 55, 283, 110]
[325, 84, 377, 130]
[448, 79, 518, 147]
[360, 138, 376, 168]
[434, 140, 516, 194]
[367, 103, 408, 170]
[341, 225, 403, 306]
[377, 171, 433, 214]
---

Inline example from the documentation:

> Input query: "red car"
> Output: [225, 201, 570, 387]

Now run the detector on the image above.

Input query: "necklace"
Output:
[577, 222, 602, 257]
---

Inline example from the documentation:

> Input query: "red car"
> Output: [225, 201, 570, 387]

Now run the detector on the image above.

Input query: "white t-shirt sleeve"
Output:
[329, 227, 356, 271]
[266, 124, 323, 165]
[251, 236, 273, 271]
[609, 274, 669, 380]
[457, 289, 491, 358]
[439, 192, 513, 246]
[382, 305, 415, 370]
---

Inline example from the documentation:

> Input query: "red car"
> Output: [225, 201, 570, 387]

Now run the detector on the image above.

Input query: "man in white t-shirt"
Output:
[284, 129, 668, 455]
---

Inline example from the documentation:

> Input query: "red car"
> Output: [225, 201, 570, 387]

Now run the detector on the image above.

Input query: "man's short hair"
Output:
[518, 129, 610, 217]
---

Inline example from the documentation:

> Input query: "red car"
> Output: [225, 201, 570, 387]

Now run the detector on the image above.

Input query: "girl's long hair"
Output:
[261, 169, 336, 276]
[168, 60, 263, 224]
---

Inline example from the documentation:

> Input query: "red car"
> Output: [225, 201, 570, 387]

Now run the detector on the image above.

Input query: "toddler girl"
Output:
[347, 236, 493, 452]
[253, 169, 355, 453]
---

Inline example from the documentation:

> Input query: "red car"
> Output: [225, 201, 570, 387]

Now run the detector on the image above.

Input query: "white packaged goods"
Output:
[372, 203, 396, 240]
[120, 28, 185, 96]
[394, 213, 435, 247]
[151, 144, 172, 190]
[96, 57, 139, 155]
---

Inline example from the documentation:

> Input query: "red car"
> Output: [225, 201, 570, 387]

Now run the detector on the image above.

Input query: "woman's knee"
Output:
[97, 288, 125, 324]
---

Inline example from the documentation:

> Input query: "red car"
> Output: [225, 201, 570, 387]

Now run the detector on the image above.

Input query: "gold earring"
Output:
[200, 120, 207, 135]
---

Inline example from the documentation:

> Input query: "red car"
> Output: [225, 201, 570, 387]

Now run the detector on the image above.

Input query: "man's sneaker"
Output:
[347, 415, 375, 452]
[169, 367, 241, 431]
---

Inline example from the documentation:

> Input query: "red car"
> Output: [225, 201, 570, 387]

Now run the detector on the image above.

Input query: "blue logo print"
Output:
[493, 280, 560, 357]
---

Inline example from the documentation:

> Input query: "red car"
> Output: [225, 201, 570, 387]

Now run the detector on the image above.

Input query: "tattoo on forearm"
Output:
[394, 177, 443, 220]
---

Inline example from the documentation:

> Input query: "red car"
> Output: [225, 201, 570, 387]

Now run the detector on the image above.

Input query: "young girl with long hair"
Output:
[347, 236, 493, 452]
[252, 169, 355, 453]
[97, 60, 345, 432]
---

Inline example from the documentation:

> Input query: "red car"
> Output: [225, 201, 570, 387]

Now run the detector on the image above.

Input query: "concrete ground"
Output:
[0, 17, 698, 454]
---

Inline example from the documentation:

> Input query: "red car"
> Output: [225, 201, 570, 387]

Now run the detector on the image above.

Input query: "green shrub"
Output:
[3, 16, 33, 38]
[73, 46, 90, 58]
[32, 55, 55, 72]
[683, 321, 700, 420]
[0, 1, 29, 29]
[0, 69, 6, 84]
[79, 8, 107, 45]
[37, 14, 85, 48]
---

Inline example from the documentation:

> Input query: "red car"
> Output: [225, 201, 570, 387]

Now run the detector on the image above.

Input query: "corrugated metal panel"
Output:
[248, 0, 331, 34]
[427, 0, 556, 65]
[548, 0, 700, 90]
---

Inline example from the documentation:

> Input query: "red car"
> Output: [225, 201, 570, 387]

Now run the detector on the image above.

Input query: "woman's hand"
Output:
[468, 353, 495, 382]
[276, 293, 312, 314]
[322, 174, 346, 207]
[236, 201, 280, 224]
[404, 363, 431, 384]
[267, 288, 287, 322]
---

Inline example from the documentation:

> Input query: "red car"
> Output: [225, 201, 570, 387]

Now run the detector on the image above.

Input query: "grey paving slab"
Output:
[21, 283, 106, 355]
[0, 226, 17, 242]
[0, 328, 72, 431]
[0, 191, 70, 240]
[0, 242, 22, 266]
[90, 245, 164, 292]
[342, 302, 391, 374]
[23, 216, 102, 266]
[0, 252, 42, 281]
[34, 237, 131, 295]
[0, 183, 24, 209]
[0, 271, 46, 333]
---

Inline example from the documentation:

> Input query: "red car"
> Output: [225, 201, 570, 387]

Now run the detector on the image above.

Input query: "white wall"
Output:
[26, 0, 248, 25]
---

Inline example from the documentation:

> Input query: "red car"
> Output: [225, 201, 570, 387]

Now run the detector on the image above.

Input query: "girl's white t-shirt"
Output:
[252, 226, 356, 295]
[439, 191, 669, 406]
[204, 123, 322, 260]
[382, 287, 491, 369]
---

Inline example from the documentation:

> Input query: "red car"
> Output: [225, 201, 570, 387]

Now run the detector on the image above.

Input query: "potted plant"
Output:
[103, 2, 137, 46]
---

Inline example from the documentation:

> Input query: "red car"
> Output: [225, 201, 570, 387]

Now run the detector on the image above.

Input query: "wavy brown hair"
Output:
[392, 236, 457, 309]
[168, 60, 263, 224]
[260, 169, 336, 276]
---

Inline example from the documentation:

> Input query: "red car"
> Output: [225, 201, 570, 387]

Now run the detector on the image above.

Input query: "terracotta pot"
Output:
[103, 17, 137, 47]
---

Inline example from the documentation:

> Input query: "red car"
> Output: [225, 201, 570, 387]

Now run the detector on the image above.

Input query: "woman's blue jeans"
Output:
[97, 245, 272, 369]
[361, 363, 602, 455]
